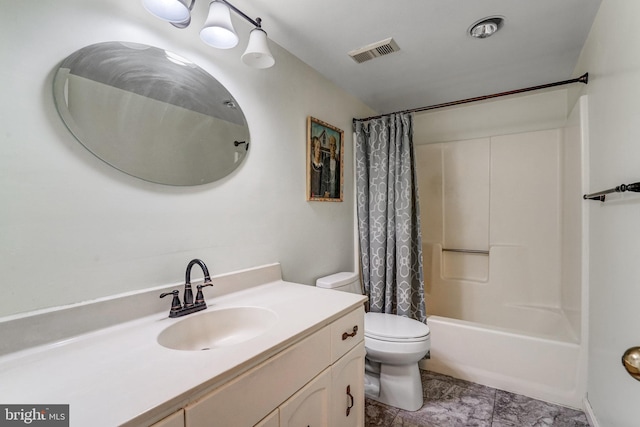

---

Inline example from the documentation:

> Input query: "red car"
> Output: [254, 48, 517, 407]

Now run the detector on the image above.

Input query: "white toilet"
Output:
[316, 272, 430, 411]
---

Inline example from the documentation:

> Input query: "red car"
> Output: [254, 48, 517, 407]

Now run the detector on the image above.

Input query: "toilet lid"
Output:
[365, 312, 430, 341]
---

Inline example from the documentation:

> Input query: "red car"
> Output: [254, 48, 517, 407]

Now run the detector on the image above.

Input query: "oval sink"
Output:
[157, 307, 278, 351]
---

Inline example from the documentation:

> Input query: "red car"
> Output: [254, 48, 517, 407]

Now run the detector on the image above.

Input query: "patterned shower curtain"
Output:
[354, 113, 426, 323]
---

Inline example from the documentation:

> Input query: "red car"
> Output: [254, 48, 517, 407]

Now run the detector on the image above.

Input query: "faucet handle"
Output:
[160, 290, 182, 315]
[195, 283, 213, 305]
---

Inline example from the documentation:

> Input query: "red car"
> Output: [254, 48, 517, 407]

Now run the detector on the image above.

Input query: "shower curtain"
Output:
[354, 113, 426, 323]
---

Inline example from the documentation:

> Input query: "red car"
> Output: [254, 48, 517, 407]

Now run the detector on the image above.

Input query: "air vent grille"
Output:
[348, 37, 400, 64]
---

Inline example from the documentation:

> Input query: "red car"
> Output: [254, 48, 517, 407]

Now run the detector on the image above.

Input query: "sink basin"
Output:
[157, 307, 278, 351]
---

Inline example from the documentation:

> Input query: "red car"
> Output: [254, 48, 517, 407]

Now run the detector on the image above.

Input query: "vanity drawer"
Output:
[330, 306, 364, 363]
[184, 326, 331, 427]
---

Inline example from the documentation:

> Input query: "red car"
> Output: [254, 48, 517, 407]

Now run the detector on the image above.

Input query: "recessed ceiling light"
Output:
[469, 16, 504, 39]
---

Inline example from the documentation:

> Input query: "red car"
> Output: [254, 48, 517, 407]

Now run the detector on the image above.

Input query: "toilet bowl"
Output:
[316, 272, 430, 411]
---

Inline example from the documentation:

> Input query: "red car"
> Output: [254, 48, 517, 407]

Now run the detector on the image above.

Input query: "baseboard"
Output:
[583, 396, 599, 427]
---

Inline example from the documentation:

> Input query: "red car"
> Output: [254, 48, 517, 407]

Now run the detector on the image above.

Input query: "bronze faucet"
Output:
[160, 259, 213, 318]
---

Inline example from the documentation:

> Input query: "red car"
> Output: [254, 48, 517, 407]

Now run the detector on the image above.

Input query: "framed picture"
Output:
[307, 116, 344, 202]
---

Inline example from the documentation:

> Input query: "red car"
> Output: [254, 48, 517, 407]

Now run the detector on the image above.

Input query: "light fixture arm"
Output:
[219, 0, 262, 29]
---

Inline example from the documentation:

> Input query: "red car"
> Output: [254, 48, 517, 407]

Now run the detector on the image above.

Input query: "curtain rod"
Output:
[353, 72, 589, 123]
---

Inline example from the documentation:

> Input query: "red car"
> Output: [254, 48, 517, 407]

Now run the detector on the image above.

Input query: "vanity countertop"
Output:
[0, 265, 367, 426]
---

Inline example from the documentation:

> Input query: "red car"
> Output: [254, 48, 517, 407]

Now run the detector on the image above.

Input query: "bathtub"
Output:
[419, 241, 587, 409]
[420, 313, 586, 409]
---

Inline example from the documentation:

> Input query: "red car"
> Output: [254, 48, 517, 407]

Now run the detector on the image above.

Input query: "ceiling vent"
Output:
[348, 37, 400, 64]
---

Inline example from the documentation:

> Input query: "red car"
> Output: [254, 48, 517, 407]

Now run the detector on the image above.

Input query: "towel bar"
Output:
[583, 182, 640, 202]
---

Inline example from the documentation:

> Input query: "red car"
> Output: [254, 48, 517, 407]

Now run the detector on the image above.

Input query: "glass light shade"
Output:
[142, 0, 191, 24]
[200, 1, 239, 49]
[241, 28, 275, 69]
[470, 22, 498, 38]
[469, 17, 504, 39]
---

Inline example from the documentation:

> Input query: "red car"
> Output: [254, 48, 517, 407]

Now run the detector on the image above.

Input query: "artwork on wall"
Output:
[306, 116, 344, 201]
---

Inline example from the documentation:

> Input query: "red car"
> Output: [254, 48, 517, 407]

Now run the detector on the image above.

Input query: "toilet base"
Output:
[364, 362, 424, 411]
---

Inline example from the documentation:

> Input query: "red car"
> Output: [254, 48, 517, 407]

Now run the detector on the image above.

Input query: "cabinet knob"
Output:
[342, 325, 358, 341]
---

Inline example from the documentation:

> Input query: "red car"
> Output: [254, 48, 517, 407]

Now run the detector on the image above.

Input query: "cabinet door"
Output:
[150, 409, 184, 427]
[279, 369, 331, 427]
[331, 342, 365, 427]
[185, 327, 330, 427]
[254, 409, 278, 427]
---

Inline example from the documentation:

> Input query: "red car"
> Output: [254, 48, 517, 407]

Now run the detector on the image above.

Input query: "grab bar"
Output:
[583, 181, 640, 202]
[442, 248, 489, 255]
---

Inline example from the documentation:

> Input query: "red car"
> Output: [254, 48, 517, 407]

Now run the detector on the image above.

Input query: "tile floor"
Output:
[365, 370, 590, 427]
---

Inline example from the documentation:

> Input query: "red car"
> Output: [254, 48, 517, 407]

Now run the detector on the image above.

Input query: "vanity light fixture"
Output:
[142, 0, 275, 68]
[142, 0, 192, 28]
[468, 16, 504, 39]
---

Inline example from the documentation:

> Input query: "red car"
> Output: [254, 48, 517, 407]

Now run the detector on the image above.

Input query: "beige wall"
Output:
[0, 0, 374, 317]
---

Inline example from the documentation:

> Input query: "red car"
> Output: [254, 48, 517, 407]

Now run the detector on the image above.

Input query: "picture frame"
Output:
[306, 116, 344, 202]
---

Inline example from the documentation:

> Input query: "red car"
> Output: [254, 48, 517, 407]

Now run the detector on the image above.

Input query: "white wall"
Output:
[0, 0, 374, 317]
[574, 1, 640, 426]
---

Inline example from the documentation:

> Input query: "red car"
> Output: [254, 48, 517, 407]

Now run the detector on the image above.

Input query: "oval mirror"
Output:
[53, 41, 250, 186]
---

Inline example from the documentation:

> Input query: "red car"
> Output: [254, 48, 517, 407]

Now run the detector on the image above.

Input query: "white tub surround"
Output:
[0, 264, 367, 427]
[414, 91, 588, 410]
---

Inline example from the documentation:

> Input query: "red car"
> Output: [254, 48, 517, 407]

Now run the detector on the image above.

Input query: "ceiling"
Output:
[237, 0, 601, 115]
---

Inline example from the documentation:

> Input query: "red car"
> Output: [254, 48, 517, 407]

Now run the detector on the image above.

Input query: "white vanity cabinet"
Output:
[279, 368, 332, 426]
[183, 306, 365, 427]
[0, 265, 369, 427]
[150, 410, 184, 427]
[254, 410, 278, 427]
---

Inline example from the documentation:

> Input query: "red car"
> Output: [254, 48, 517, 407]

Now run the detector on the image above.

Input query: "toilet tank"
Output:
[316, 272, 361, 294]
